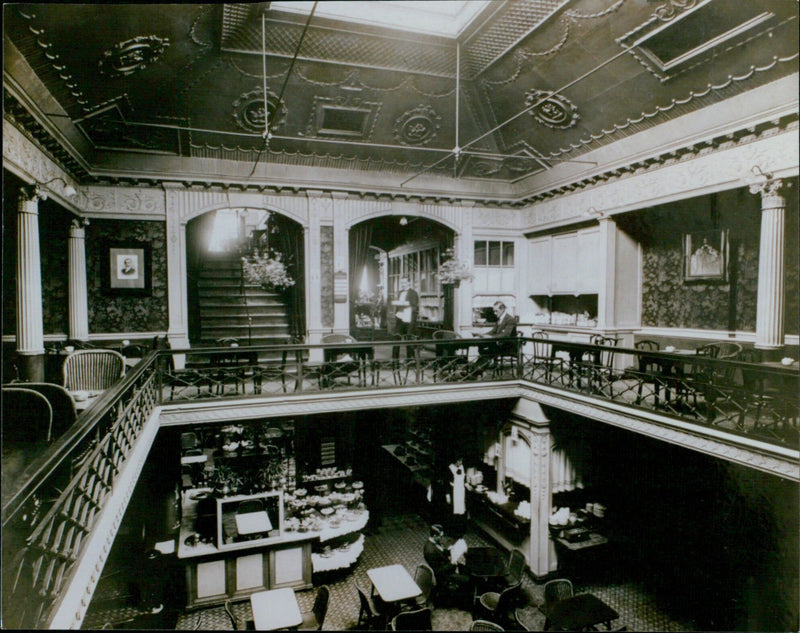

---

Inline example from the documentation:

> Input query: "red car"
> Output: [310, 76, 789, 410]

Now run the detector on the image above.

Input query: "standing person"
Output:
[447, 458, 467, 538]
[392, 277, 419, 361]
[392, 277, 419, 337]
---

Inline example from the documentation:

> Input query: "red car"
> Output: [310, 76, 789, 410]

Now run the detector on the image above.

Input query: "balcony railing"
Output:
[2, 336, 797, 628]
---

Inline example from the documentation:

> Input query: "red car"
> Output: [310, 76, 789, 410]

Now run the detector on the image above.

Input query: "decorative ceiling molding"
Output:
[232, 88, 287, 134]
[393, 105, 442, 146]
[98, 35, 170, 78]
[525, 89, 579, 129]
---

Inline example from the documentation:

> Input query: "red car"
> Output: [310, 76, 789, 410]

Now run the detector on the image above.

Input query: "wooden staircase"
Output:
[197, 255, 292, 347]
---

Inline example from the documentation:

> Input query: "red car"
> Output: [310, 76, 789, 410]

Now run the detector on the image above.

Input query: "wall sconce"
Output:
[21, 176, 77, 201]
[399, 216, 408, 226]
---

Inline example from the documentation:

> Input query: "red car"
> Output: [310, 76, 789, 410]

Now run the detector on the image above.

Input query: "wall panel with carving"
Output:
[86, 219, 168, 333]
[321, 226, 334, 329]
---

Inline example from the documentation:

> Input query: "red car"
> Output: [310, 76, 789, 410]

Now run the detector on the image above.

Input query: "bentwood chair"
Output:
[223, 599, 254, 630]
[499, 549, 526, 592]
[542, 579, 573, 630]
[413, 563, 436, 608]
[355, 579, 385, 630]
[62, 349, 126, 392]
[355, 580, 383, 630]
[320, 334, 367, 388]
[633, 340, 661, 406]
[529, 330, 562, 383]
[299, 585, 329, 630]
[389, 606, 432, 631]
[18, 382, 76, 439]
[477, 581, 521, 628]
[432, 330, 469, 381]
[2, 386, 53, 443]
[470, 619, 506, 631]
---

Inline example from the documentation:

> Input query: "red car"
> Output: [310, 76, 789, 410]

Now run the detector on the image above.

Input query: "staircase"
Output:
[197, 255, 292, 347]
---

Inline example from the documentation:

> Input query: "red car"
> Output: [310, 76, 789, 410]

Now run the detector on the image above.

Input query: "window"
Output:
[474, 240, 514, 267]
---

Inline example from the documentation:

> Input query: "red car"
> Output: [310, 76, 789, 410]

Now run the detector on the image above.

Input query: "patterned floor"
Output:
[85, 511, 695, 630]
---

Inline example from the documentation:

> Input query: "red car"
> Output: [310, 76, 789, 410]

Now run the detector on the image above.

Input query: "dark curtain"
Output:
[268, 213, 306, 340]
[186, 211, 218, 342]
[349, 223, 373, 327]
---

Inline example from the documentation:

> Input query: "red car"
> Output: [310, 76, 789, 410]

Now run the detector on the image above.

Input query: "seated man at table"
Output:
[423, 524, 471, 608]
[468, 301, 518, 377]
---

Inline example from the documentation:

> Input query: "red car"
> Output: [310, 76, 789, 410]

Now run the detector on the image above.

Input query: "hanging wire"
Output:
[248, 1, 318, 177]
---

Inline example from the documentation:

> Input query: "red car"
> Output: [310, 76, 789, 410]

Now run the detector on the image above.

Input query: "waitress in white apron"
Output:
[448, 458, 467, 537]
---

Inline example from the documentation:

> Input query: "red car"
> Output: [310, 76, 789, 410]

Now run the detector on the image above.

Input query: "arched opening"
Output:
[186, 208, 305, 345]
[349, 216, 456, 338]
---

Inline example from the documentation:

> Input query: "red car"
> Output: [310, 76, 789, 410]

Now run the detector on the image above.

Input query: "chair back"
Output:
[635, 340, 659, 352]
[543, 578, 573, 610]
[312, 585, 330, 627]
[496, 581, 521, 612]
[120, 344, 145, 359]
[589, 335, 619, 368]
[390, 606, 432, 631]
[322, 333, 356, 345]
[63, 349, 126, 391]
[16, 382, 76, 438]
[2, 387, 53, 442]
[714, 342, 743, 360]
[237, 499, 264, 514]
[634, 340, 660, 372]
[470, 619, 505, 631]
[530, 330, 550, 358]
[413, 563, 436, 602]
[433, 330, 459, 340]
[506, 549, 526, 583]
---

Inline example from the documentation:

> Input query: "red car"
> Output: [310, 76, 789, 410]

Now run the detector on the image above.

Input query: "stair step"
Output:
[202, 314, 289, 328]
[201, 325, 291, 338]
[200, 307, 288, 318]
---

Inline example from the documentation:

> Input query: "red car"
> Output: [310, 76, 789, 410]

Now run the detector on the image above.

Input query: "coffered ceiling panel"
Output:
[4, 0, 797, 192]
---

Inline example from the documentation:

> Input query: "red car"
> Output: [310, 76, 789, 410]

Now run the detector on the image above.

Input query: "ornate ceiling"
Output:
[3, 1, 798, 198]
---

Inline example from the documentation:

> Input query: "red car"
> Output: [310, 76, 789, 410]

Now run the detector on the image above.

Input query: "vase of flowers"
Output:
[437, 248, 473, 287]
[241, 251, 295, 292]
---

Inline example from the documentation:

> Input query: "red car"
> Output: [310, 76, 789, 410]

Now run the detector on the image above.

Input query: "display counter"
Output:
[467, 488, 530, 544]
[178, 488, 368, 608]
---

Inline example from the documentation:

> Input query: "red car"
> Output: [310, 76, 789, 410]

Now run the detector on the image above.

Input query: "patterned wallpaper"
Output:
[624, 182, 798, 335]
[321, 226, 334, 328]
[86, 219, 168, 333]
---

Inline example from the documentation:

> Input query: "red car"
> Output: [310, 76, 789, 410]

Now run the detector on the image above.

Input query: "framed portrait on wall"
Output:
[103, 241, 152, 295]
[683, 229, 728, 283]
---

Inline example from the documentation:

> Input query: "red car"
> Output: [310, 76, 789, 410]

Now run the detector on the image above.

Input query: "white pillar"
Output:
[16, 187, 45, 380]
[511, 398, 554, 577]
[305, 191, 325, 348]
[68, 218, 90, 341]
[456, 201, 474, 334]
[750, 177, 787, 352]
[332, 192, 350, 334]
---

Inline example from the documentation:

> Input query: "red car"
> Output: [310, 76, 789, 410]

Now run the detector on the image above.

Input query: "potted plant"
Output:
[437, 248, 473, 287]
[241, 251, 295, 292]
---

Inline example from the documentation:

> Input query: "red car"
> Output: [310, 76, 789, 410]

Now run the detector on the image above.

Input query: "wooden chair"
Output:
[223, 599, 253, 630]
[633, 340, 661, 406]
[529, 330, 562, 382]
[432, 330, 469, 381]
[390, 606, 432, 631]
[320, 334, 367, 388]
[489, 317, 522, 378]
[299, 585, 329, 630]
[575, 336, 619, 395]
[355, 579, 385, 630]
[17, 382, 76, 439]
[62, 349, 126, 392]
[499, 549, 526, 592]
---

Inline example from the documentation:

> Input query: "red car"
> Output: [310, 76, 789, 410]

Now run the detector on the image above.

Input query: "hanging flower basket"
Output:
[242, 252, 295, 292]
[437, 248, 473, 286]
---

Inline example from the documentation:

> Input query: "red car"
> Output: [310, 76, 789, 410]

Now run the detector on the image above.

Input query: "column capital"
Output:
[748, 173, 789, 201]
[70, 217, 90, 233]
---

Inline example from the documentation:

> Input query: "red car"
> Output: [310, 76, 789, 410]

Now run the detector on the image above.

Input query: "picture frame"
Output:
[103, 241, 151, 295]
[683, 229, 728, 283]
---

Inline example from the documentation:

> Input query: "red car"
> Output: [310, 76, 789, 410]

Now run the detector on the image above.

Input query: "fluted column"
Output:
[68, 218, 90, 341]
[16, 187, 45, 381]
[750, 176, 787, 354]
